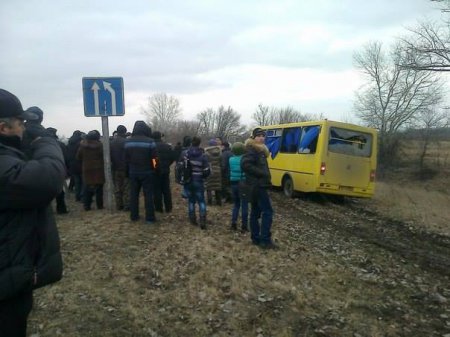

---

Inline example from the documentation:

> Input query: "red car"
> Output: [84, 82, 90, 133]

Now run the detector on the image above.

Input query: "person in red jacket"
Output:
[0, 89, 65, 337]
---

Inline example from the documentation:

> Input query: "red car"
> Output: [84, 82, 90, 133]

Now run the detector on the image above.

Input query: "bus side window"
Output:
[280, 127, 301, 153]
[328, 127, 372, 157]
[299, 126, 320, 154]
[265, 128, 282, 159]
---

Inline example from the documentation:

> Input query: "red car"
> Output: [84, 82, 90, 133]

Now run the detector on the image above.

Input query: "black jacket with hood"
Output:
[67, 131, 83, 176]
[124, 121, 157, 175]
[110, 133, 127, 172]
[240, 138, 272, 189]
[154, 139, 175, 175]
[0, 134, 66, 301]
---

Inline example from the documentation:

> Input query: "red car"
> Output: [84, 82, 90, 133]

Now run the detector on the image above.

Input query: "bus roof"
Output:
[259, 120, 378, 133]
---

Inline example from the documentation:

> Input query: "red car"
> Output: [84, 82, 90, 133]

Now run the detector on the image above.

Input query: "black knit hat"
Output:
[182, 135, 192, 147]
[86, 130, 100, 141]
[152, 131, 162, 140]
[25, 106, 44, 123]
[46, 127, 58, 138]
[251, 127, 266, 138]
[116, 125, 127, 135]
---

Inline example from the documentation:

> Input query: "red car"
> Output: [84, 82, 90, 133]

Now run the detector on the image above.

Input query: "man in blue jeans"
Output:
[182, 136, 210, 229]
[241, 128, 277, 249]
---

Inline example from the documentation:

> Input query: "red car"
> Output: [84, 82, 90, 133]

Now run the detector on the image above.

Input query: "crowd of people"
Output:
[0, 88, 277, 336]
[65, 121, 276, 249]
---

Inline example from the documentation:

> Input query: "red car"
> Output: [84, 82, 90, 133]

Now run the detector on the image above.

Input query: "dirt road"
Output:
[271, 191, 450, 336]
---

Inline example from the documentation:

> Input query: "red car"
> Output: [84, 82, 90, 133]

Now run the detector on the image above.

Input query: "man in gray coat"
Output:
[0, 89, 66, 337]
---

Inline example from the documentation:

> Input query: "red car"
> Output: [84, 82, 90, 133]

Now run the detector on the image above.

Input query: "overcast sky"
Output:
[0, 0, 444, 137]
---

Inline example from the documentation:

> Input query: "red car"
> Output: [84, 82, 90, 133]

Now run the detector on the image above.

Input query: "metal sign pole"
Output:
[82, 77, 124, 212]
[101, 116, 114, 212]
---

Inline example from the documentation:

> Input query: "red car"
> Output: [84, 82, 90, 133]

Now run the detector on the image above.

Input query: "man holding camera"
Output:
[0, 89, 66, 337]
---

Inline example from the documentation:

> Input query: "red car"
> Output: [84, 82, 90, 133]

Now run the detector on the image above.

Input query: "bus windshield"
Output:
[328, 127, 372, 157]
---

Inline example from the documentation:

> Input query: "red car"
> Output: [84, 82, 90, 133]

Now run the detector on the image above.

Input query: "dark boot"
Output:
[230, 223, 237, 230]
[215, 191, 222, 206]
[189, 213, 198, 226]
[207, 190, 213, 205]
[56, 191, 68, 214]
[199, 215, 207, 230]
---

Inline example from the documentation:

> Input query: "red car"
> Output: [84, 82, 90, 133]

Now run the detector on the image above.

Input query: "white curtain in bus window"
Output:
[265, 129, 282, 159]
[299, 126, 320, 154]
[280, 128, 301, 153]
[328, 127, 372, 157]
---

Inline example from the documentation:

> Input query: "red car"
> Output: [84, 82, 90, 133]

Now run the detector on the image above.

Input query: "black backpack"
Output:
[175, 154, 192, 185]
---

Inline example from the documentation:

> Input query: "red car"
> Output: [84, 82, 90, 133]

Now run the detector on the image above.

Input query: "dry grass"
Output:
[371, 138, 450, 236]
[372, 177, 450, 236]
[26, 139, 450, 337]
[400, 140, 450, 170]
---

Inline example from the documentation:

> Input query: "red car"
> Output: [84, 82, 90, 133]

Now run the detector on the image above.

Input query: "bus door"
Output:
[296, 125, 321, 191]
[324, 127, 374, 190]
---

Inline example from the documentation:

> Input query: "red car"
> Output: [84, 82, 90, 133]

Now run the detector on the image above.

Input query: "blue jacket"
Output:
[184, 146, 209, 182]
[229, 155, 244, 182]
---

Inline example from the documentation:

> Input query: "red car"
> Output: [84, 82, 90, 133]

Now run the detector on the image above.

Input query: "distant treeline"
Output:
[402, 127, 450, 141]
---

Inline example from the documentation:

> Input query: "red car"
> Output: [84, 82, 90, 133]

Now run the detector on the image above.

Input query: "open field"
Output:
[27, 171, 450, 336]
[371, 177, 450, 237]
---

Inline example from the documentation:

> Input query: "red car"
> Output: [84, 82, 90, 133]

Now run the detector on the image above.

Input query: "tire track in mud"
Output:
[272, 191, 450, 276]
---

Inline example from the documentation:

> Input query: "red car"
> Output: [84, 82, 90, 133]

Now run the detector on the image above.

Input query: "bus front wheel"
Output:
[282, 176, 296, 198]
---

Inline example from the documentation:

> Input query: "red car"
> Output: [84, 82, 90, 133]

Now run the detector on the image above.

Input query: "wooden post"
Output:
[101, 116, 114, 212]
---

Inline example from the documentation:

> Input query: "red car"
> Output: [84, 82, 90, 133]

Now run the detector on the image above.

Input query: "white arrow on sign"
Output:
[103, 81, 116, 115]
[91, 82, 100, 116]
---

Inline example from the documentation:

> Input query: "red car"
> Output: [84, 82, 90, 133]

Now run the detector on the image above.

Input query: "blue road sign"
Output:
[82, 77, 125, 117]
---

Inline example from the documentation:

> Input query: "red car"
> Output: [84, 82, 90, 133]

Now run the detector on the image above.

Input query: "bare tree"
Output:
[252, 104, 275, 126]
[353, 41, 444, 165]
[276, 106, 307, 124]
[197, 106, 244, 139]
[431, 0, 450, 12]
[197, 108, 216, 136]
[400, 21, 450, 72]
[215, 106, 245, 138]
[305, 112, 326, 121]
[165, 119, 201, 144]
[141, 93, 181, 133]
[415, 106, 449, 171]
[252, 104, 314, 126]
[399, 0, 450, 71]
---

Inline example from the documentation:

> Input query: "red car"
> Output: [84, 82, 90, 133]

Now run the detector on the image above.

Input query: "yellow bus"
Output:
[261, 120, 377, 198]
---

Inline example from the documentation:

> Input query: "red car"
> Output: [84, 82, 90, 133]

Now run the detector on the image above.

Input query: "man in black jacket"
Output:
[0, 89, 66, 336]
[152, 131, 175, 213]
[67, 130, 84, 202]
[110, 125, 129, 211]
[47, 127, 69, 214]
[241, 128, 277, 249]
[125, 121, 158, 224]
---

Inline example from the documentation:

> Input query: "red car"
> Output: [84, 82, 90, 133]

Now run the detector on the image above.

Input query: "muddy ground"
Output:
[28, 183, 450, 337]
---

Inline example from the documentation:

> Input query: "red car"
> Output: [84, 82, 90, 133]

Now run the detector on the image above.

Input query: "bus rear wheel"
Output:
[282, 176, 296, 198]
